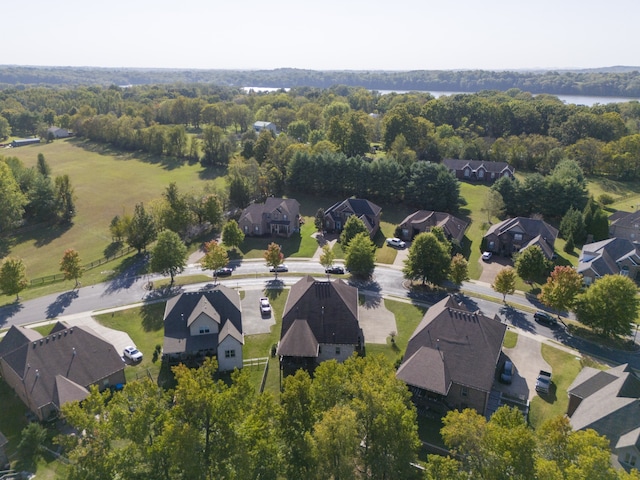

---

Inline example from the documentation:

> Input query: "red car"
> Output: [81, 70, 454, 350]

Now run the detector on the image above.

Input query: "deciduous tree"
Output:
[403, 232, 451, 286]
[53, 174, 76, 223]
[339, 215, 368, 248]
[0, 257, 29, 300]
[319, 244, 335, 275]
[538, 265, 583, 316]
[126, 202, 157, 254]
[514, 245, 550, 284]
[60, 248, 83, 288]
[482, 189, 506, 223]
[201, 241, 229, 282]
[150, 230, 187, 285]
[492, 267, 516, 302]
[344, 232, 375, 278]
[449, 253, 470, 286]
[222, 220, 244, 251]
[0, 161, 26, 233]
[264, 242, 284, 278]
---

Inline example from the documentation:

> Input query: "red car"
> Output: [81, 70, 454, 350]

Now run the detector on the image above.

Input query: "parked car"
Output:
[534, 311, 557, 327]
[123, 346, 143, 362]
[325, 265, 345, 274]
[386, 237, 406, 248]
[260, 297, 271, 315]
[500, 360, 515, 384]
[213, 267, 233, 277]
[269, 264, 289, 272]
[482, 251, 492, 261]
[536, 370, 552, 394]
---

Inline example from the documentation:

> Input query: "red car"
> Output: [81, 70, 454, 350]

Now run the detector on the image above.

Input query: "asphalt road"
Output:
[1, 257, 638, 369]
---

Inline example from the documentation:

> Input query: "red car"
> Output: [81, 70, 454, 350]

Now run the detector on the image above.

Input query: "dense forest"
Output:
[1, 65, 640, 97]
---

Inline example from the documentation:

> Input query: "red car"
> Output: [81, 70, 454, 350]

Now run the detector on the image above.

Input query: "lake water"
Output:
[243, 87, 639, 106]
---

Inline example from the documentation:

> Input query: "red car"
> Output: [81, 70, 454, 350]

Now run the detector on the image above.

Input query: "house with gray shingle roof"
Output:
[398, 210, 469, 245]
[162, 287, 243, 371]
[443, 159, 514, 183]
[567, 363, 640, 469]
[323, 198, 382, 238]
[483, 217, 558, 259]
[609, 210, 640, 243]
[277, 276, 363, 377]
[238, 197, 300, 237]
[396, 295, 506, 416]
[0, 323, 125, 421]
[578, 237, 640, 285]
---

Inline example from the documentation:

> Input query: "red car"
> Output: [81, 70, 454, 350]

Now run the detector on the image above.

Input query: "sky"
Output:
[4, 0, 639, 71]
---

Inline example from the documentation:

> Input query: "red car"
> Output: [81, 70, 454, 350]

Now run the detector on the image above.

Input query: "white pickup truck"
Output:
[535, 370, 552, 394]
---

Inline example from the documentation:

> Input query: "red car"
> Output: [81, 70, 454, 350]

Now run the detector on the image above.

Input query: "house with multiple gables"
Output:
[578, 237, 640, 285]
[47, 126, 72, 139]
[324, 198, 382, 238]
[277, 276, 364, 377]
[609, 210, 640, 243]
[483, 217, 559, 259]
[162, 287, 244, 371]
[238, 197, 301, 237]
[396, 295, 506, 416]
[567, 363, 640, 471]
[398, 210, 469, 245]
[443, 159, 515, 183]
[0, 323, 125, 421]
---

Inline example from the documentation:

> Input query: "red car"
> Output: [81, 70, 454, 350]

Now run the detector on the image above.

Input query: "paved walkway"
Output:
[311, 232, 337, 260]
[358, 293, 397, 344]
[392, 245, 410, 268]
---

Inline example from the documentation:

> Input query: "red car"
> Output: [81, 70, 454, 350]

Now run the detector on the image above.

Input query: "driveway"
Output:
[241, 289, 276, 335]
[495, 331, 552, 402]
[392, 244, 410, 268]
[358, 294, 397, 344]
[478, 255, 512, 284]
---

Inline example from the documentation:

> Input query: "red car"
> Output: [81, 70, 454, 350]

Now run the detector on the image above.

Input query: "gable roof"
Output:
[609, 210, 640, 226]
[443, 159, 514, 174]
[578, 237, 640, 278]
[0, 324, 124, 412]
[278, 319, 319, 357]
[397, 296, 506, 394]
[616, 427, 640, 450]
[239, 197, 299, 225]
[325, 198, 382, 233]
[278, 276, 361, 357]
[399, 210, 469, 243]
[0, 324, 43, 359]
[163, 287, 242, 356]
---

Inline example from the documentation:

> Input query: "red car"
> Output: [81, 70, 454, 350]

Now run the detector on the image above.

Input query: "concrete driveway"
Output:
[479, 255, 512, 284]
[241, 289, 276, 335]
[392, 244, 410, 268]
[495, 331, 552, 402]
[358, 294, 397, 344]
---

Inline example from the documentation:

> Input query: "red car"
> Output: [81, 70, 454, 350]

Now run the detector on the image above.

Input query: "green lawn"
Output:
[503, 329, 518, 348]
[458, 182, 492, 279]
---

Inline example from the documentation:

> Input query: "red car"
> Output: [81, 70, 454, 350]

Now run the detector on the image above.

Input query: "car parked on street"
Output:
[386, 237, 406, 248]
[213, 267, 233, 277]
[269, 264, 289, 272]
[123, 346, 143, 362]
[534, 311, 558, 327]
[325, 265, 345, 274]
[260, 297, 271, 316]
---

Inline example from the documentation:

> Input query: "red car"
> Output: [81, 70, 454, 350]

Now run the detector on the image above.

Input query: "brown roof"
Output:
[278, 276, 361, 357]
[399, 210, 469, 243]
[397, 295, 506, 394]
[443, 159, 515, 174]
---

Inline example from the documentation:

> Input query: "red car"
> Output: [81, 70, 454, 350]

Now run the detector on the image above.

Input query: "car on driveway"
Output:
[386, 237, 406, 248]
[325, 265, 345, 274]
[500, 360, 515, 384]
[269, 264, 289, 273]
[534, 311, 558, 327]
[213, 267, 233, 277]
[123, 346, 143, 362]
[482, 251, 492, 261]
[260, 297, 271, 316]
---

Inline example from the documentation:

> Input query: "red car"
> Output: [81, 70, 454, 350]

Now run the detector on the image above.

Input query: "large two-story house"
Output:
[443, 159, 515, 183]
[277, 276, 364, 377]
[398, 210, 469, 246]
[238, 197, 301, 238]
[609, 210, 640, 243]
[0, 323, 126, 421]
[483, 217, 558, 259]
[578, 237, 640, 285]
[162, 287, 244, 371]
[323, 198, 382, 238]
[396, 295, 506, 415]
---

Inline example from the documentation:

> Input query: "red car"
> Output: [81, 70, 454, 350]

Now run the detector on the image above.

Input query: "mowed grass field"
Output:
[1, 139, 225, 301]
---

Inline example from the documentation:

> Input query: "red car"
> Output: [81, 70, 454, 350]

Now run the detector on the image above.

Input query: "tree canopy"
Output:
[403, 231, 451, 285]
[150, 230, 188, 285]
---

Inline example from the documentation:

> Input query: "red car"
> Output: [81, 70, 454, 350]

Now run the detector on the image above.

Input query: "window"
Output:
[225, 350, 236, 358]
[478, 169, 485, 178]
[461, 386, 468, 397]
[464, 168, 470, 177]
[488, 241, 495, 250]
[335, 347, 341, 355]
[514, 233, 523, 241]
[244, 225, 248, 233]
[283, 214, 288, 220]
[199, 327, 210, 334]
[254, 225, 259, 232]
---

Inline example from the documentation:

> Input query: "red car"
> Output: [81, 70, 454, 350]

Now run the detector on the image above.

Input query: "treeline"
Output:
[1, 65, 640, 97]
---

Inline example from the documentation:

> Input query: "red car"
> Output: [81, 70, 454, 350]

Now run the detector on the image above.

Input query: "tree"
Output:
[36, 153, 51, 177]
[162, 182, 193, 235]
[492, 267, 516, 302]
[449, 253, 469, 286]
[222, 220, 244, 251]
[311, 405, 360, 480]
[0, 257, 28, 300]
[314, 208, 325, 232]
[559, 206, 586, 244]
[201, 240, 229, 282]
[564, 233, 575, 253]
[264, 242, 284, 278]
[345, 232, 375, 278]
[17, 422, 47, 466]
[482, 189, 506, 223]
[150, 230, 187, 285]
[538, 266, 583, 316]
[0, 161, 26, 233]
[339, 215, 369, 248]
[514, 245, 549, 284]
[199, 194, 223, 230]
[402, 232, 451, 285]
[126, 202, 157, 254]
[405, 161, 462, 213]
[53, 174, 76, 223]
[109, 214, 130, 242]
[319, 244, 335, 276]
[59, 249, 83, 288]
[574, 274, 640, 337]
[228, 175, 252, 208]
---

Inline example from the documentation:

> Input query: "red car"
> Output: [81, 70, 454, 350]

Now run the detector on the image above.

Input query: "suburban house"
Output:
[396, 295, 506, 416]
[578, 237, 640, 285]
[483, 217, 559, 259]
[277, 276, 363, 377]
[443, 159, 515, 183]
[567, 363, 640, 470]
[10, 138, 40, 147]
[238, 197, 301, 237]
[398, 210, 469, 245]
[609, 210, 640, 243]
[253, 121, 277, 134]
[0, 323, 125, 421]
[324, 198, 382, 238]
[47, 126, 72, 139]
[162, 287, 244, 371]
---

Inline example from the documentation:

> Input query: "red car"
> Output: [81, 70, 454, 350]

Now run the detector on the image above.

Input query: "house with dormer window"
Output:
[162, 287, 243, 371]
[483, 217, 558, 259]
[578, 237, 640, 285]
[238, 197, 300, 237]
[323, 198, 382, 238]
[443, 159, 515, 183]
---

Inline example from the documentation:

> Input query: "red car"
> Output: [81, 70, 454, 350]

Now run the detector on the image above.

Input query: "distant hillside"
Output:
[1, 65, 639, 97]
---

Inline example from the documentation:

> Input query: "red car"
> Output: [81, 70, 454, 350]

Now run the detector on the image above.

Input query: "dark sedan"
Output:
[325, 265, 345, 274]
[534, 311, 558, 327]
[214, 267, 233, 277]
